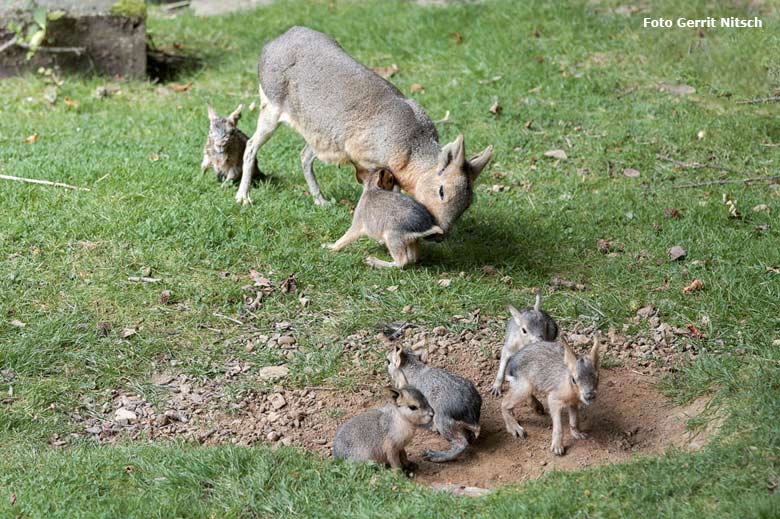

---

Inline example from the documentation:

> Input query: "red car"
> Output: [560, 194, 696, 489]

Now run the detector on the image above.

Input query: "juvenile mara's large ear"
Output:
[391, 344, 405, 368]
[563, 341, 578, 374]
[355, 168, 370, 184]
[385, 387, 401, 401]
[227, 104, 243, 125]
[376, 168, 397, 191]
[207, 105, 218, 121]
[467, 144, 493, 181]
[534, 291, 542, 312]
[589, 335, 601, 370]
[507, 304, 524, 326]
[438, 134, 465, 171]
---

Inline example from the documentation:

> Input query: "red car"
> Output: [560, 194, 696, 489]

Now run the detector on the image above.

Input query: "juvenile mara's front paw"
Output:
[321, 243, 337, 250]
[490, 384, 502, 397]
[235, 192, 252, 205]
[551, 442, 565, 456]
[570, 428, 588, 440]
[506, 423, 527, 439]
[313, 194, 329, 206]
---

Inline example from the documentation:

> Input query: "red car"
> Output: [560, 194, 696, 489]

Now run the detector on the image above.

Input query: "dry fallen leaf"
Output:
[524, 119, 533, 129]
[386, 285, 399, 292]
[767, 266, 780, 274]
[24, 133, 39, 143]
[551, 276, 585, 291]
[158, 290, 172, 305]
[723, 194, 740, 218]
[489, 99, 501, 115]
[668, 246, 686, 261]
[686, 323, 705, 338]
[663, 207, 682, 219]
[752, 204, 769, 212]
[683, 279, 704, 294]
[438, 279, 452, 288]
[121, 326, 138, 339]
[63, 96, 80, 108]
[169, 82, 193, 92]
[9, 319, 25, 328]
[450, 31, 463, 44]
[370, 64, 399, 79]
[410, 83, 425, 93]
[544, 149, 568, 160]
[623, 168, 640, 178]
[9, 493, 16, 506]
[148, 153, 160, 162]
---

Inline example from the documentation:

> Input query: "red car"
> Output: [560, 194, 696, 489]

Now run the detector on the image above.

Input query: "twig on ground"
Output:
[304, 386, 340, 391]
[163, 0, 191, 10]
[0, 174, 90, 191]
[737, 96, 780, 105]
[12, 40, 86, 55]
[0, 36, 18, 53]
[212, 312, 244, 326]
[673, 176, 780, 189]
[127, 276, 161, 283]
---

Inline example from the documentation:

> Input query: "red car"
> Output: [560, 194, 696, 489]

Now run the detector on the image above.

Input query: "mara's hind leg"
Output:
[236, 91, 280, 205]
[405, 240, 419, 265]
[424, 416, 470, 462]
[300, 144, 327, 206]
[365, 232, 409, 269]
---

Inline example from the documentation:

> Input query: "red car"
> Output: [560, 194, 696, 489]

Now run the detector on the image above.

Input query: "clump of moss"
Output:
[110, 0, 146, 19]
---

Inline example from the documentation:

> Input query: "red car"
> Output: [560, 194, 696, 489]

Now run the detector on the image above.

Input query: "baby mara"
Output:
[333, 386, 433, 471]
[502, 336, 601, 455]
[323, 168, 443, 268]
[202, 104, 261, 185]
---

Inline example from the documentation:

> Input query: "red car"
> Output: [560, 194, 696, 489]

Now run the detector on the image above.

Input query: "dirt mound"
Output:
[70, 316, 716, 489]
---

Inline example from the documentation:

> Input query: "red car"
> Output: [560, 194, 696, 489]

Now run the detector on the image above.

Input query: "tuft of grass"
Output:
[1, 0, 779, 516]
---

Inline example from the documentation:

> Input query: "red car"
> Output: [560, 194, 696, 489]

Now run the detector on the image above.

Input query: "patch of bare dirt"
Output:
[69, 312, 717, 489]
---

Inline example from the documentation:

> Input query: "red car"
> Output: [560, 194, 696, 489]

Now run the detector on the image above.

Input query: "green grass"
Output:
[1, 0, 780, 516]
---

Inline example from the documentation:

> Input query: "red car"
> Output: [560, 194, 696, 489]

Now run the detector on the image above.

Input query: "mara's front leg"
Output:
[548, 395, 565, 455]
[236, 99, 280, 205]
[323, 225, 364, 252]
[568, 405, 588, 440]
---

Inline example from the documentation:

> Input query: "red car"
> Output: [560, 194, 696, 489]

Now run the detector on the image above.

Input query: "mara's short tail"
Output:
[408, 225, 444, 241]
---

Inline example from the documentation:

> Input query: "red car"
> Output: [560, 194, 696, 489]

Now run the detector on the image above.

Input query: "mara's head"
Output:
[508, 292, 560, 347]
[416, 134, 492, 234]
[563, 337, 601, 406]
[207, 104, 242, 151]
[386, 386, 434, 427]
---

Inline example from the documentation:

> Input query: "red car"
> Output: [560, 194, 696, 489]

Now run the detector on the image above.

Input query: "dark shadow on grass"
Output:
[418, 211, 565, 276]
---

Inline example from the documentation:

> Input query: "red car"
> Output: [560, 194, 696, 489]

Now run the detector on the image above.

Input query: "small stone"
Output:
[266, 431, 280, 442]
[636, 306, 655, 319]
[433, 326, 447, 337]
[313, 438, 328, 445]
[114, 408, 137, 423]
[258, 365, 289, 382]
[278, 335, 296, 347]
[269, 393, 287, 410]
[155, 414, 170, 427]
[668, 246, 686, 261]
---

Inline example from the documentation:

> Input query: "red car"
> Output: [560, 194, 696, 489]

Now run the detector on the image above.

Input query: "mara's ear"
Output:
[376, 169, 397, 191]
[391, 344, 405, 367]
[589, 335, 601, 370]
[534, 291, 542, 312]
[563, 341, 578, 373]
[438, 134, 465, 171]
[355, 168, 370, 184]
[207, 105, 218, 121]
[467, 144, 493, 181]
[227, 104, 243, 125]
[385, 386, 401, 401]
[507, 304, 524, 325]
